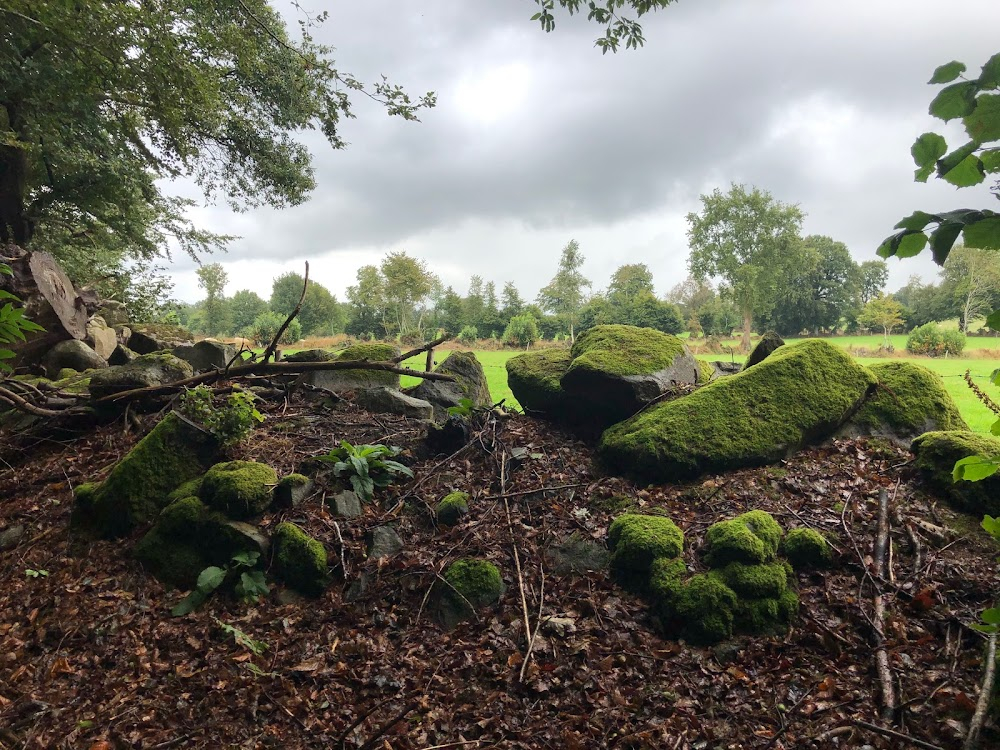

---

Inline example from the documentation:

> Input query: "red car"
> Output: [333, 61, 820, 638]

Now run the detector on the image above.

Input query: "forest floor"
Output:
[1, 393, 999, 750]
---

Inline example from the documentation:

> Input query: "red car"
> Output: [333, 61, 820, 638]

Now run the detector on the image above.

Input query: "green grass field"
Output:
[402, 347, 1000, 433]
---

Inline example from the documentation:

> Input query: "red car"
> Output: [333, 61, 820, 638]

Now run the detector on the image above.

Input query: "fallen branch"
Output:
[873, 488, 897, 722]
[852, 719, 945, 750]
[500, 450, 535, 681]
[0, 385, 65, 416]
[392, 334, 452, 364]
[518, 562, 545, 683]
[892, 504, 923, 575]
[336, 691, 420, 750]
[964, 631, 998, 750]
[263, 261, 308, 364]
[357, 700, 420, 750]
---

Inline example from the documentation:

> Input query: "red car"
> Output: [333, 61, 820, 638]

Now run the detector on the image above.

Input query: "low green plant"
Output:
[446, 397, 476, 418]
[171, 551, 268, 616]
[457, 325, 479, 345]
[315, 441, 413, 501]
[25, 568, 49, 578]
[178, 385, 264, 446]
[0, 263, 45, 372]
[214, 617, 269, 656]
[906, 322, 966, 356]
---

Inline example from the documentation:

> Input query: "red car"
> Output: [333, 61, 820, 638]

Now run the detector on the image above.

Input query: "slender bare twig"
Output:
[964, 632, 998, 750]
[873, 488, 896, 721]
[263, 262, 308, 364]
[852, 719, 945, 750]
[391, 334, 452, 364]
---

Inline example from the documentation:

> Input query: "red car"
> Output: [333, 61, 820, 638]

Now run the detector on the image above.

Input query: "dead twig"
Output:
[851, 719, 945, 750]
[392, 334, 452, 364]
[873, 488, 896, 722]
[357, 700, 421, 750]
[964, 631, 998, 750]
[263, 261, 308, 364]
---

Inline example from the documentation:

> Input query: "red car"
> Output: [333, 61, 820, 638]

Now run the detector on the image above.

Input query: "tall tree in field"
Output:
[196, 263, 229, 336]
[228, 290, 269, 335]
[687, 184, 804, 351]
[939, 244, 1000, 331]
[858, 260, 889, 305]
[607, 263, 655, 305]
[270, 273, 341, 336]
[500, 281, 525, 325]
[858, 294, 906, 348]
[380, 252, 434, 336]
[537, 239, 591, 343]
[346, 266, 387, 338]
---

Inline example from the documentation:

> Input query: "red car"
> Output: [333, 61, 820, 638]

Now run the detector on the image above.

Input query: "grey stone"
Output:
[128, 324, 193, 355]
[272, 474, 314, 509]
[329, 490, 362, 518]
[107, 344, 138, 366]
[366, 526, 402, 559]
[282, 349, 337, 363]
[42, 339, 108, 379]
[355, 387, 433, 420]
[411, 350, 492, 421]
[545, 534, 610, 574]
[709, 361, 742, 379]
[172, 340, 236, 373]
[745, 332, 785, 369]
[345, 571, 374, 602]
[85, 316, 118, 360]
[0, 524, 25, 551]
[96, 300, 130, 328]
[88, 353, 193, 400]
[221, 520, 270, 559]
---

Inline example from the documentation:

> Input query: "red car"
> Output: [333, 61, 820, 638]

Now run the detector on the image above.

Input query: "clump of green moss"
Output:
[443, 558, 505, 609]
[848, 362, 968, 441]
[704, 510, 781, 567]
[505, 348, 572, 416]
[200, 460, 277, 520]
[697, 359, 714, 385]
[715, 561, 789, 598]
[272, 522, 328, 596]
[167, 476, 204, 504]
[912, 431, 1000, 516]
[734, 590, 799, 635]
[648, 556, 687, 604]
[72, 412, 221, 537]
[566, 325, 687, 378]
[671, 573, 738, 644]
[436, 491, 470, 526]
[599, 340, 877, 482]
[781, 528, 832, 570]
[608, 513, 684, 576]
[336, 342, 400, 388]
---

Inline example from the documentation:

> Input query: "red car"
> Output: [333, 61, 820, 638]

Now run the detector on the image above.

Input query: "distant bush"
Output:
[457, 326, 479, 345]
[248, 311, 302, 348]
[503, 314, 540, 348]
[399, 330, 425, 347]
[906, 323, 966, 356]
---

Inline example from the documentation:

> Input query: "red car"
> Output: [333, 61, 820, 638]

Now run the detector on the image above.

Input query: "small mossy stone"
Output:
[506, 348, 573, 417]
[272, 522, 328, 596]
[716, 562, 789, 599]
[545, 533, 611, 575]
[744, 332, 785, 369]
[167, 476, 204, 505]
[72, 482, 99, 517]
[336, 342, 400, 388]
[671, 573, 737, 645]
[608, 513, 684, 577]
[738, 510, 783, 556]
[156, 496, 209, 538]
[704, 518, 769, 567]
[273, 474, 313, 509]
[567, 324, 688, 378]
[912, 431, 1000, 516]
[436, 491, 470, 526]
[437, 558, 505, 627]
[200, 460, 278, 520]
[781, 528, 832, 570]
[697, 359, 714, 385]
[134, 528, 208, 589]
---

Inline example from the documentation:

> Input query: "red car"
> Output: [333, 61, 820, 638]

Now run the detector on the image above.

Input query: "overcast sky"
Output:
[165, 0, 1000, 304]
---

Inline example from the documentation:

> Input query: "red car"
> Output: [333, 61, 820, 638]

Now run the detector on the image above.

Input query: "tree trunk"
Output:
[741, 309, 753, 353]
[0, 249, 92, 368]
[0, 142, 32, 245]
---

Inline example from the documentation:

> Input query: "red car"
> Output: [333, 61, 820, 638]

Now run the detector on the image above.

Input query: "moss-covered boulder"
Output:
[505, 348, 572, 418]
[560, 325, 700, 426]
[781, 528, 832, 570]
[436, 491, 470, 526]
[88, 353, 194, 400]
[599, 340, 877, 482]
[272, 522, 328, 596]
[912, 430, 1000, 516]
[72, 412, 221, 537]
[199, 461, 278, 520]
[697, 359, 714, 385]
[670, 573, 739, 644]
[302, 342, 400, 392]
[733, 590, 799, 635]
[715, 561, 789, 598]
[411, 351, 493, 420]
[436, 558, 505, 629]
[704, 511, 782, 567]
[841, 362, 968, 445]
[134, 496, 270, 588]
[608, 513, 684, 583]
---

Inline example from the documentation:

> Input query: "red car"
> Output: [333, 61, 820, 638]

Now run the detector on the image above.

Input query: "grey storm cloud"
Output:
[167, 0, 1000, 300]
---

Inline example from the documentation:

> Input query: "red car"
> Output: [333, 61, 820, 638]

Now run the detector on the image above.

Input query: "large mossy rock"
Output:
[134, 496, 270, 588]
[505, 348, 572, 418]
[841, 362, 968, 445]
[301, 342, 400, 392]
[41, 339, 108, 379]
[199, 460, 278, 520]
[560, 325, 699, 426]
[599, 340, 877, 482]
[272, 522, 328, 596]
[911, 431, 1000, 516]
[72, 412, 221, 537]
[172, 340, 236, 373]
[411, 350, 492, 420]
[88, 353, 193, 400]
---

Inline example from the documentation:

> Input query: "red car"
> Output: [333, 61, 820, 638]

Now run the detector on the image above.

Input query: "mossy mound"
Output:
[912, 430, 1000, 516]
[436, 491, 470, 526]
[703, 511, 782, 567]
[566, 325, 687, 378]
[844, 362, 968, 444]
[273, 474, 313, 508]
[599, 340, 877, 482]
[411, 351, 493, 420]
[608, 513, 684, 578]
[505, 348, 572, 417]
[72, 412, 221, 537]
[336, 342, 400, 389]
[781, 528, 832, 570]
[167, 476, 204, 505]
[199, 461, 277, 520]
[88, 353, 194, 400]
[436, 558, 505, 629]
[715, 561, 789, 598]
[272, 522, 328, 596]
[670, 573, 739, 644]
[734, 590, 799, 635]
[697, 359, 714, 385]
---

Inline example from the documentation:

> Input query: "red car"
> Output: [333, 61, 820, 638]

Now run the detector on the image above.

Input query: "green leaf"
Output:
[979, 52, 1000, 88]
[231, 551, 259, 568]
[963, 93, 1000, 143]
[982, 515, 1000, 536]
[953, 455, 1000, 482]
[982, 149, 1000, 173]
[963, 216, 1000, 250]
[929, 222, 964, 265]
[171, 589, 207, 616]
[911, 133, 948, 182]
[895, 232, 928, 258]
[982, 608, 1000, 625]
[237, 570, 269, 601]
[937, 141, 985, 186]
[894, 210, 935, 231]
[929, 81, 979, 121]
[196, 566, 226, 593]
[929, 61, 966, 84]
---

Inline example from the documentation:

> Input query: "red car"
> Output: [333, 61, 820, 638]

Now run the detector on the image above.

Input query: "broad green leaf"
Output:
[231, 551, 259, 567]
[876, 234, 898, 259]
[971, 622, 1000, 634]
[963, 216, 1000, 250]
[0, 290, 18, 301]
[982, 608, 1000, 625]
[992, 419, 1000, 436]
[894, 210, 935, 231]
[929, 81, 979, 121]
[964, 93, 1000, 143]
[982, 515, 1000, 536]
[982, 149, 1000, 173]
[196, 565, 226, 593]
[980, 52, 1000, 88]
[937, 141, 985, 186]
[895, 232, 928, 258]
[929, 222, 963, 265]
[929, 60, 967, 84]
[171, 589, 207, 616]
[911, 133, 948, 182]
[953, 455, 1000, 482]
